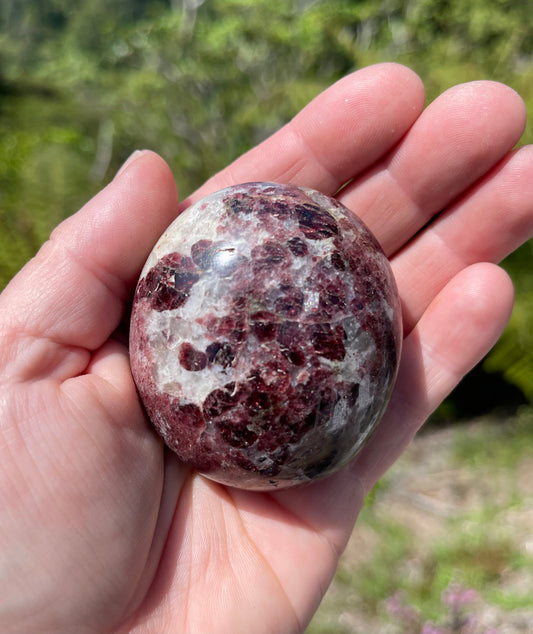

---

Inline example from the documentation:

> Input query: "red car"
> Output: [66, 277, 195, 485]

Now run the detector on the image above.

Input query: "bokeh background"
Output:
[2, 1, 533, 631]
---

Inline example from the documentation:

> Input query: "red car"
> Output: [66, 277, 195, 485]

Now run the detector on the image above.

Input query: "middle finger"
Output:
[339, 81, 527, 255]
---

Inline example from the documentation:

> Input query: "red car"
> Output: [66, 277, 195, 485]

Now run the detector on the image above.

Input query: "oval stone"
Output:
[129, 182, 402, 489]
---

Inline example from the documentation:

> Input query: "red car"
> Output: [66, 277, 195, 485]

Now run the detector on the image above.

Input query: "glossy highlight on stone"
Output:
[130, 182, 402, 489]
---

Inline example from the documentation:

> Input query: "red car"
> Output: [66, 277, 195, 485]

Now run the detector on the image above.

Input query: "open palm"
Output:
[1, 64, 532, 634]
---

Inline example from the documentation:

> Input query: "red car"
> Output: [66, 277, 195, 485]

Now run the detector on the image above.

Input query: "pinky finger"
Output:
[351, 262, 514, 491]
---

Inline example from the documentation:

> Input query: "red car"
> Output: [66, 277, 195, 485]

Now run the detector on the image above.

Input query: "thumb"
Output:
[0, 150, 178, 382]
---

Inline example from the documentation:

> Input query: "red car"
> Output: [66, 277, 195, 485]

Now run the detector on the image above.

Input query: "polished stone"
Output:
[130, 182, 402, 489]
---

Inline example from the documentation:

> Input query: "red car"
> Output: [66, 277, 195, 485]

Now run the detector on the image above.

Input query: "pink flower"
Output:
[385, 591, 420, 626]
[442, 583, 478, 610]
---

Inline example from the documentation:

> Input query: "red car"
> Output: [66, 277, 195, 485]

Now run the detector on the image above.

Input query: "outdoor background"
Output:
[1, 1, 533, 631]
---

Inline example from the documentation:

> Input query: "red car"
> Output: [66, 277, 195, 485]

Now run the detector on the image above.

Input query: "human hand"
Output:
[1, 63, 532, 634]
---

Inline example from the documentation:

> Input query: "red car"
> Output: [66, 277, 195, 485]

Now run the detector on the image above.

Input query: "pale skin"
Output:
[1, 63, 533, 633]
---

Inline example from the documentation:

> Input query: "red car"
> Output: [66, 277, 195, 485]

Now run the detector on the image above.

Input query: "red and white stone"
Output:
[130, 182, 402, 489]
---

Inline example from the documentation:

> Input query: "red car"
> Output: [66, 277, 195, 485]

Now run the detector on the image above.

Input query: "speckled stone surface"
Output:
[130, 182, 402, 489]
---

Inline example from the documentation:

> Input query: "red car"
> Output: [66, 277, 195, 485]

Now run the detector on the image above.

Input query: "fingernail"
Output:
[114, 150, 146, 179]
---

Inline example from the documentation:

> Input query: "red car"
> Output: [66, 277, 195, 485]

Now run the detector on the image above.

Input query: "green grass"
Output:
[452, 407, 533, 471]
[337, 514, 412, 609]
[307, 410, 533, 633]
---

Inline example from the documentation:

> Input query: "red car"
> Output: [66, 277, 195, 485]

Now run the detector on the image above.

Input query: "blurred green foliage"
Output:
[309, 414, 533, 631]
[1, 0, 533, 404]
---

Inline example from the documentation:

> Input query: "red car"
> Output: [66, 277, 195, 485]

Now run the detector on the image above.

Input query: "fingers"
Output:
[351, 263, 515, 491]
[394, 145, 533, 333]
[340, 81, 527, 254]
[184, 63, 426, 205]
[186, 76, 526, 277]
[0, 151, 178, 379]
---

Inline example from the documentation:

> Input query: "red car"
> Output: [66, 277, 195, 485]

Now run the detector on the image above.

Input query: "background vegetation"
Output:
[308, 410, 533, 632]
[2, 0, 533, 407]
[2, 1, 533, 630]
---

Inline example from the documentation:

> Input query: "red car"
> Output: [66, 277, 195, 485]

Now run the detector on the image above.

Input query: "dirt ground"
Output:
[309, 421, 533, 633]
